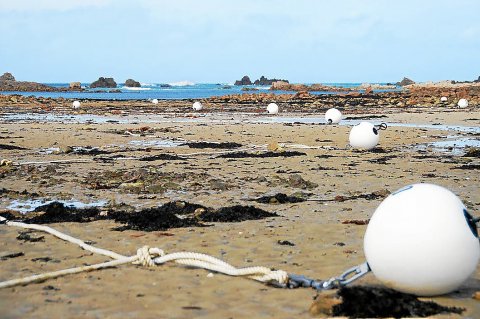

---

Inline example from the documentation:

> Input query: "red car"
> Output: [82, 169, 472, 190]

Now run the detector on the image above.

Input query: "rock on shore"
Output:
[90, 77, 117, 88]
[124, 79, 141, 87]
[0, 72, 82, 92]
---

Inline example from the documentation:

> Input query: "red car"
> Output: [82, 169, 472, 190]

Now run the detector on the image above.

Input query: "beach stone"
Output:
[125, 79, 141, 87]
[90, 77, 117, 88]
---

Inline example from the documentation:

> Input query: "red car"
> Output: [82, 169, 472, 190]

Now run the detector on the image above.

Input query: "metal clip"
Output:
[375, 123, 388, 131]
[287, 262, 371, 291]
[321, 262, 371, 290]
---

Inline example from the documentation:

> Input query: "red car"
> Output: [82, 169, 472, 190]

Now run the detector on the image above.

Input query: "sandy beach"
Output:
[0, 98, 479, 318]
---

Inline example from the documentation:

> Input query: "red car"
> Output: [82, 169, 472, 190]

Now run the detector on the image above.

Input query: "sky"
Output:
[0, 0, 479, 84]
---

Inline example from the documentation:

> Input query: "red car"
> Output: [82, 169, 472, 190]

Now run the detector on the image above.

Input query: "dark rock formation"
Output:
[254, 76, 289, 86]
[234, 76, 252, 86]
[474, 76, 480, 83]
[124, 79, 141, 87]
[0, 72, 15, 82]
[90, 77, 117, 88]
[396, 77, 415, 86]
[0, 72, 68, 92]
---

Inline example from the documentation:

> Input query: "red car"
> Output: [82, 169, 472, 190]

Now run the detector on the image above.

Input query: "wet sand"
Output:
[0, 104, 479, 318]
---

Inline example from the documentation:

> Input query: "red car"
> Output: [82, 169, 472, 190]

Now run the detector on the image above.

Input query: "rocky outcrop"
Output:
[90, 77, 117, 88]
[234, 76, 252, 86]
[0, 72, 15, 82]
[396, 77, 415, 86]
[474, 76, 480, 83]
[253, 76, 289, 86]
[270, 81, 353, 92]
[125, 79, 141, 87]
[0, 72, 69, 92]
[69, 82, 81, 89]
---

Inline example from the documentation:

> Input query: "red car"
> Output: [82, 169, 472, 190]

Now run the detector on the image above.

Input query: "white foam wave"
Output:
[168, 80, 195, 87]
[122, 86, 152, 91]
[140, 83, 157, 87]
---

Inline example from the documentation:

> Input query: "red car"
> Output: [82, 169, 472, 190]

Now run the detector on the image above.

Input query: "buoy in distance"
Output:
[267, 103, 279, 114]
[458, 98, 468, 108]
[348, 122, 379, 150]
[72, 100, 81, 109]
[325, 108, 342, 124]
[152, 99, 159, 104]
[193, 101, 203, 111]
[440, 96, 448, 102]
[364, 183, 479, 296]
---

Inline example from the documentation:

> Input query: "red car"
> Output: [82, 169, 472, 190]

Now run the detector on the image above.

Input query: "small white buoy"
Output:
[325, 108, 342, 124]
[348, 122, 379, 150]
[267, 103, 279, 115]
[152, 99, 159, 104]
[440, 96, 448, 102]
[458, 98, 468, 108]
[192, 101, 203, 111]
[364, 183, 479, 296]
[72, 100, 81, 109]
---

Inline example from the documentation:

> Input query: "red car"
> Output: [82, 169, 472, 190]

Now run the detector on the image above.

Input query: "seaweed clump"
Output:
[332, 286, 464, 318]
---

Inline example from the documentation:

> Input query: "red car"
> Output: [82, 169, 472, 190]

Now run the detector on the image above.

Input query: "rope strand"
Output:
[0, 218, 288, 289]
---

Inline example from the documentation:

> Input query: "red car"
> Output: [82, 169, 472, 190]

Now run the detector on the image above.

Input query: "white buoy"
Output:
[193, 101, 203, 111]
[72, 100, 81, 109]
[152, 99, 159, 104]
[364, 183, 479, 296]
[440, 96, 448, 102]
[267, 103, 279, 115]
[458, 98, 468, 108]
[348, 122, 379, 150]
[325, 108, 342, 124]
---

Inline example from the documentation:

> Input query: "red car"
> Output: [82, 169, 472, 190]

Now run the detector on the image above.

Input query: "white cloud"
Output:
[0, 0, 113, 12]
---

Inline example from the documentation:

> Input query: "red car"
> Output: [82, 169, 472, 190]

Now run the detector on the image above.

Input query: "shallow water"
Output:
[128, 139, 186, 148]
[6, 199, 108, 214]
[2, 113, 480, 135]
[415, 137, 480, 155]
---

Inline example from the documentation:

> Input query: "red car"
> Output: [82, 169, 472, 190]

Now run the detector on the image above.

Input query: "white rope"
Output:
[0, 217, 288, 288]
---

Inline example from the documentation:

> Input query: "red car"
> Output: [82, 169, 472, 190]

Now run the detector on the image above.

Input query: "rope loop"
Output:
[134, 246, 165, 267]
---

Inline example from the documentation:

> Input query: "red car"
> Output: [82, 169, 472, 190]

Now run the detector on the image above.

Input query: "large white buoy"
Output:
[267, 103, 279, 114]
[348, 122, 379, 150]
[72, 100, 81, 109]
[193, 101, 203, 111]
[325, 108, 342, 124]
[152, 99, 159, 104]
[440, 96, 448, 102]
[364, 183, 479, 296]
[458, 98, 468, 108]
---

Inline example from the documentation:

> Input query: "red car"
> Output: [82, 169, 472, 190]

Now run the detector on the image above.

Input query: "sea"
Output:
[2, 82, 396, 100]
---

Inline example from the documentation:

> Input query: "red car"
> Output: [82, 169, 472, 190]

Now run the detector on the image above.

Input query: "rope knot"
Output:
[135, 246, 165, 267]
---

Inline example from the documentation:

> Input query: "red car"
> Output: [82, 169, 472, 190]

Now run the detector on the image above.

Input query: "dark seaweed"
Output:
[26, 202, 101, 224]
[453, 164, 480, 170]
[186, 142, 242, 149]
[199, 205, 278, 222]
[217, 151, 306, 159]
[255, 193, 306, 204]
[332, 286, 464, 318]
[14, 201, 278, 232]
[139, 154, 185, 161]
[0, 143, 26, 150]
